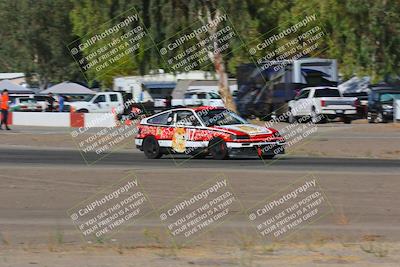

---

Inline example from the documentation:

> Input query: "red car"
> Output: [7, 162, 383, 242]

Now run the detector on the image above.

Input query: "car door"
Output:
[109, 93, 122, 112]
[146, 111, 175, 142]
[293, 89, 310, 116]
[173, 110, 202, 152]
[91, 94, 109, 113]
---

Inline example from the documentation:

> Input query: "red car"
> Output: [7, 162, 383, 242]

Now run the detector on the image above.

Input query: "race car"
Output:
[135, 107, 285, 159]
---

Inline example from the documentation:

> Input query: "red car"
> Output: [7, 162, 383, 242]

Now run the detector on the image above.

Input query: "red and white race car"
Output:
[135, 107, 285, 159]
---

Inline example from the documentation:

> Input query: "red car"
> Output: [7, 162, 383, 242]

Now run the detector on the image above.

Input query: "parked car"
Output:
[367, 87, 400, 123]
[10, 98, 42, 112]
[69, 91, 131, 113]
[288, 87, 358, 124]
[135, 107, 285, 160]
[170, 89, 225, 108]
[34, 95, 51, 111]
[343, 91, 369, 119]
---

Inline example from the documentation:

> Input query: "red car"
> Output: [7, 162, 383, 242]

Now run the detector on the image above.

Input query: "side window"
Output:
[147, 112, 173, 125]
[302, 90, 310, 98]
[297, 90, 309, 99]
[110, 94, 119, 102]
[197, 93, 206, 99]
[175, 111, 200, 127]
[184, 93, 192, 99]
[93, 95, 106, 103]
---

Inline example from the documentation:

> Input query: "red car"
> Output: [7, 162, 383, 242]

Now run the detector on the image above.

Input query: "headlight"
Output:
[382, 104, 393, 109]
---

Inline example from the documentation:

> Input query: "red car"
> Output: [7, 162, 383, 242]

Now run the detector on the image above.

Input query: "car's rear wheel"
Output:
[343, 117, 352, 124]
[288, 108, 296, 124]
[209, 138, 229, 160]
[143, 136, 163, 159]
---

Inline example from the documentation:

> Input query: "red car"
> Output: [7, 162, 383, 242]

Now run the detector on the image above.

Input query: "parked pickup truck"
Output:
[288, 87, 358, 124]
[69, 92, 132, 114]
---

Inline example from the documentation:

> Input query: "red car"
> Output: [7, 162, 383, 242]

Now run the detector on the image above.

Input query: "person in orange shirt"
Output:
[1, 89, 11, 130]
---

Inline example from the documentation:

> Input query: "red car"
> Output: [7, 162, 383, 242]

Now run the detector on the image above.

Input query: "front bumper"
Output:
[382, 109, 394, 119]
[227, 141, 285, 157]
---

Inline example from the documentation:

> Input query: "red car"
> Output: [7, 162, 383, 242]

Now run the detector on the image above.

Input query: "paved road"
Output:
[1, 142, 399, 248]
[1, 146, 399, 172]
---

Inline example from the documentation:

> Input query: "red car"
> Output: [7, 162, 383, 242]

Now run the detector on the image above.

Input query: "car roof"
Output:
[192, 106, 226, 111]
[302, 86, 338, 90]
[164, 106, 225, 111]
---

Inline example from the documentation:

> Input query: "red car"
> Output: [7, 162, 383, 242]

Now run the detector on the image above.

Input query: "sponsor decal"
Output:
[172, 128, 187, 152]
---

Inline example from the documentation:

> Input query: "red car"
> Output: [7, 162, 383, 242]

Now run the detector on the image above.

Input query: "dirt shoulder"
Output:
[1, 122, 399, 159]
[1, 241, 399, 267]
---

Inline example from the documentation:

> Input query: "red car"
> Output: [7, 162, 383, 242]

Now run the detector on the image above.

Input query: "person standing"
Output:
[58, 94, 65, 112]
[47, 93, 55, 112]
[0, 89, 10, 130]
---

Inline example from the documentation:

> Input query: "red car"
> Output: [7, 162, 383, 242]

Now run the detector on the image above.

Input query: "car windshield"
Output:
[380, 92, 400, 102]
[314, 89, 341, 97]
[196, 109, 247, 126]
[209, 92, 221, 99]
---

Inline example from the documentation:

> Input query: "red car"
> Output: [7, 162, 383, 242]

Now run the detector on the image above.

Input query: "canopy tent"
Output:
[41, 82, 96, 95]
[0, 80, 34, 94]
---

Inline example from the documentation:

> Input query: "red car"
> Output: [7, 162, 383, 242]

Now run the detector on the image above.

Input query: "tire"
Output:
[142, 136, 163, 159]
[310, 108, 324, 124]
[367, 112, 376, 123]
[288, 108, 296, 124]
[343, 117, 352, 124]
[377, 112, 388, 123]
[209, 138, 229, 160]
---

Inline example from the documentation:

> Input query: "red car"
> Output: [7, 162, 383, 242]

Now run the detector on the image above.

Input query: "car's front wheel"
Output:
[143, 136, 163, 159]
[367, 112, 376, 123]
[209, 138, 229, 160]
[343, 117, 352, 124]
[377, 112, 388, 123]
[310, 108, 325, 124]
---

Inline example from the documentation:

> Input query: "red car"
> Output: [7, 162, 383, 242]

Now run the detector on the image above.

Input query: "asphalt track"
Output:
[1, 146, 399, 172]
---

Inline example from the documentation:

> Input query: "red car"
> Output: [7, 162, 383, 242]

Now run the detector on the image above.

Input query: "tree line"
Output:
[0, 0, 399, 89]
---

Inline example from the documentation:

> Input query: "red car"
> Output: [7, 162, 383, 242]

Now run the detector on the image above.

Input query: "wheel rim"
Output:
[214, 143, 222, 156]
[212, 141, 226, 158]
[289, 113, 294, 123]
[377, 113, 383, 122]
[145, 139, 157, 155]
[311, 111, 317, 123]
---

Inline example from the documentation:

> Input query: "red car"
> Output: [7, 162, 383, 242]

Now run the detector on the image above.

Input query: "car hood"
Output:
[213, 124, 272, 135]
[320, 97, 357, 101]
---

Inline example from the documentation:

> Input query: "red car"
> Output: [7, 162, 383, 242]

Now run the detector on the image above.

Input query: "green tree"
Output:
[0, 0, 82, 88]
